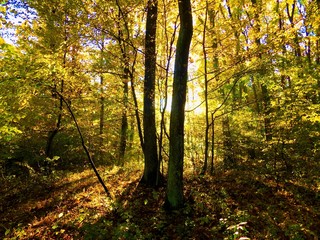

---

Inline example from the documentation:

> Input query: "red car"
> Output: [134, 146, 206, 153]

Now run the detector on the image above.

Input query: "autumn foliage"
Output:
[0, 0, 319, 239]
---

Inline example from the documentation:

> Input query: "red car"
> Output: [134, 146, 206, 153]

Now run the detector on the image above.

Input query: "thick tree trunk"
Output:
[165, 0, 193, 210]
[142, 0, 159, 187]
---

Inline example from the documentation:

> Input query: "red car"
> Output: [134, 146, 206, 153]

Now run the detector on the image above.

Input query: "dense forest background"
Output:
[1, 0, 320, 239]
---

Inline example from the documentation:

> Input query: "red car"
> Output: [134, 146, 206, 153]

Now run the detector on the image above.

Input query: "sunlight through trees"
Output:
[1, 0, 320, 238]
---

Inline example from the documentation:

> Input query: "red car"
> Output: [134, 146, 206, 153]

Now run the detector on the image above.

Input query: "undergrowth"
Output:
[1, 162, 319, 239]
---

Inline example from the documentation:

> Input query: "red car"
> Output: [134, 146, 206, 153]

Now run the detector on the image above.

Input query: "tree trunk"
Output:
[222, 115, 235, 169]
[55, 90, 112, 199]
[99, 74, 105, 162]
[142, 0, 159, 187]
[210, 114, 215, 175]
[115, 2, 130, 164]
[130, 69, 144, 151]
[46, 81, 64, 158]
[201, 0, 209, 175]
[158, 3, 177, 183]
[261, 84, 272, 141]
[165, 0, 193, 210]
[119, 78, 128, 164]
[46, 110, 61, 157]
[251, 0, 272, 142]
[286, 2, 301, 58]
[46, 35, 68, 158]
[317, 1, 320, 103]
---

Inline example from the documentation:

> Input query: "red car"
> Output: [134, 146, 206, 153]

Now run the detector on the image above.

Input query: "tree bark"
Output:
[142, 0, 159, 187]
[165, 0, 193, 210]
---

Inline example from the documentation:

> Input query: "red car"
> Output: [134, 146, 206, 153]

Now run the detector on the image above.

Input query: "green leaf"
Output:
[5, 228, 10, 236]
[52, 156, 60, 161]
[52, 224, 59, 230]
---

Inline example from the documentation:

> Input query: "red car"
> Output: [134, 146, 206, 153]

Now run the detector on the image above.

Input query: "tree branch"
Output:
[53, 89, 112, 199]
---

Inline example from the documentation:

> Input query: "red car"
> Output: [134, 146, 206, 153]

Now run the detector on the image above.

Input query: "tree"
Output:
[142, 0, 159, 187]
[157, 0, 178, 184]
[200, 0, 209, 175]
[165, 0, 193, 210]
[115, 0, 130, 163]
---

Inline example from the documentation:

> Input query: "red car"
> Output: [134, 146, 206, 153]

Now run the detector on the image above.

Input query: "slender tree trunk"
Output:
[317, 1, 320, 102]
[201, 0, 209, 175]
[119, 78, 128, 164]
[97, 40, 106, 162]
[99, 74, 105, 162]
[128, 117, 135, 150]
[54, 90, 112, 198]
[46, 84, 63, 158]
[158, 3, 177, 181]
[130, 72, 144, 151]
[251, 77, 261, 113]
[142, 0, 159, 187]
[251, 0, 272, 141]
[46, 12, 70, 158]
[223, 0, 239, 168]
[261, 84, 272, 141]
[286, 2, 301, 58]
[123, 46, 143, 153]
[46, 50, 66, 158]
[115, 2, 130, 164]
[208, 7, 219, 175]
[165, 0, 193, 210]
[210, 114, 215, 175]
[222, 112, 235, 169]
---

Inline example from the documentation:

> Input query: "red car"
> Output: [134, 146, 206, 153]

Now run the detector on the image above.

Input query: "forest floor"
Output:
[1, 161, 320, 240]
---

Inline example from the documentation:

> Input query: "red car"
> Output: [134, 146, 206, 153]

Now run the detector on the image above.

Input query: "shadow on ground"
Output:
[79, 169, 320, 239]
[1, 165, 319, 239]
